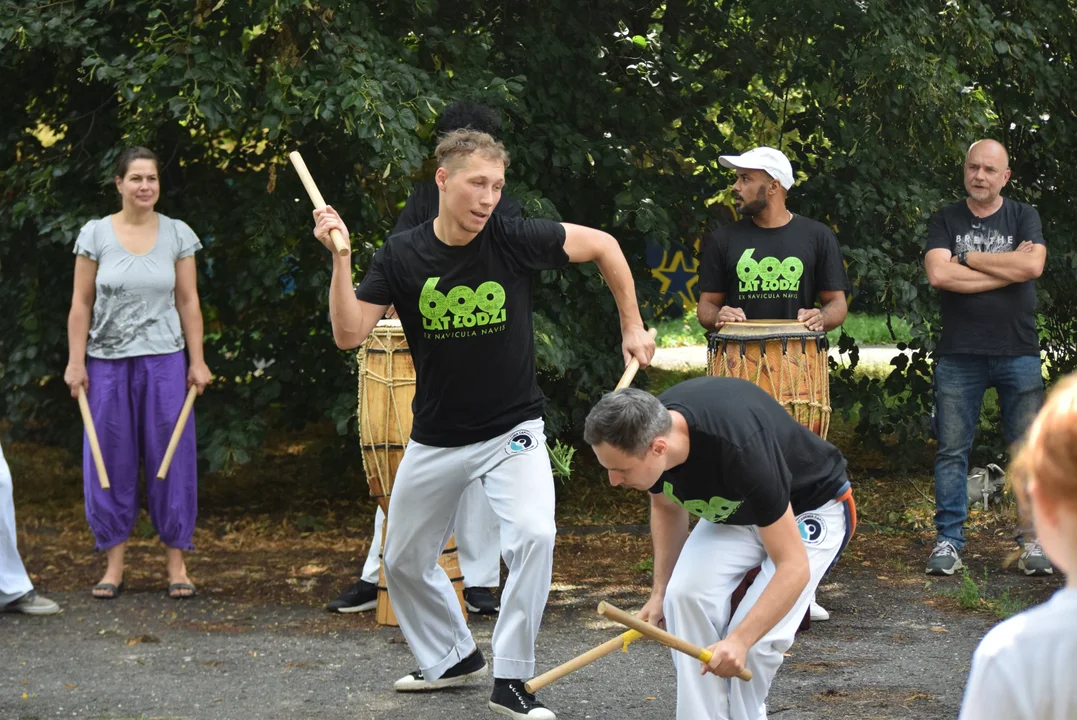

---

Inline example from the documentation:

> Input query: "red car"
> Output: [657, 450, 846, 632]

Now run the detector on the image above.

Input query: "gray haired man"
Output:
[584, 377, 855, 720]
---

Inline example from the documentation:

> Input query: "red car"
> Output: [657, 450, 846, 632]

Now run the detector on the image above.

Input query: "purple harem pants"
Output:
[83, 351, 197, 551]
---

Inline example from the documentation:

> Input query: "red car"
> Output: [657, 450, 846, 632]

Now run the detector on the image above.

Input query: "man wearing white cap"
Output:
[697, 146, 848, 335]
[696, 147, 848, 623]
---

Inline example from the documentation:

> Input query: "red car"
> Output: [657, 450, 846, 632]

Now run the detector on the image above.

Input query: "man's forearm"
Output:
[819, 297, 847, 331]
[966, 251, 1042, 283]
[596, 242, 645, 331]
[649, 499, 690, 596]
[929, 263, 1012, 294]
[697, 299, 720, 330]
[328, 255, 368, 348]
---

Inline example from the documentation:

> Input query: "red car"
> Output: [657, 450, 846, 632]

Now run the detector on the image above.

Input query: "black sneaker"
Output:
[393, 649, 488, 692]
[326, 580, 377, 613]
[489, 679, 556, 719]
[464, 586, 501, 615]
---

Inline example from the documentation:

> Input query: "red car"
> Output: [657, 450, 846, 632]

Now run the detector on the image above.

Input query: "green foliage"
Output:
[2, 0, 1077, 475]
[547, 440, 575, 481]
[653, 311, 913, 349]
[943, 567, 1032, 620]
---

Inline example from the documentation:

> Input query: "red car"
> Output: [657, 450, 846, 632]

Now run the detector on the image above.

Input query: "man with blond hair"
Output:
[924, 138, 1050, 577]
[312, 129, 654, 719]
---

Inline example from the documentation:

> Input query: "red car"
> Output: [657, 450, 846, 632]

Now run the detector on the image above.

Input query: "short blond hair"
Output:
[435, 129, 510, 173]
[1010, 374, 1077, 510]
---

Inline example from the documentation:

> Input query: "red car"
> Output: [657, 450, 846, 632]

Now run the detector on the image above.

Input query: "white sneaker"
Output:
[809, 601, 830, 622]
[2, 590, 61, 616]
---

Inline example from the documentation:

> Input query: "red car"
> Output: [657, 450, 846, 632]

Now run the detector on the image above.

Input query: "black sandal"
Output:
[91, 581, 124, 600]
[168, 582, 197, 599]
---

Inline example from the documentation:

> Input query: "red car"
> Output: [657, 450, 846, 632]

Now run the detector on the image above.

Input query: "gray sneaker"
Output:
[1018, 540, 1054, 576]
[2, 590, 61, 616]
[926, 541, 964, 576]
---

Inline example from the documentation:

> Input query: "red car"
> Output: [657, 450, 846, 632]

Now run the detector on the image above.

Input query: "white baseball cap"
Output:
[719, 146, 795, 190]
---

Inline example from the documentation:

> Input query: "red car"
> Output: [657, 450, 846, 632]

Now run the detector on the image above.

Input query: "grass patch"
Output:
[653, 309, 914, 348]
[633, 556, 654, 574]
[832, 314, 913, 345]
[940, 568, 1033, 620]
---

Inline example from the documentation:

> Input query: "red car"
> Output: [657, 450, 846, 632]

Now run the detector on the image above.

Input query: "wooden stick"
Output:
[524, 629, 644, 693]
[77, 387, 110, 490]
[614, 327, 658, 390]
[156, 386, 198, 480]
[597, 601, 752, 682]
[288, 150, 350, 257]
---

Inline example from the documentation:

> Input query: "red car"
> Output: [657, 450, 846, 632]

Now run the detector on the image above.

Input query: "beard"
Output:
[734, 186, 768, 216]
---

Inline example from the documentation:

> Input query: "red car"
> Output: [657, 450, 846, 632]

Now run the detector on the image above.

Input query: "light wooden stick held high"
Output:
[288, 151, 350, 257]
[614, 327, 658, 390]
[77, 387, 110, 490]
[598, 601, 753, 682]
[156, 386, 197, 480]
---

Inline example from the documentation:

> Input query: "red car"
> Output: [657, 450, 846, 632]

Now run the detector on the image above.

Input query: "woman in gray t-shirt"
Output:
[64, 147, 211, 600]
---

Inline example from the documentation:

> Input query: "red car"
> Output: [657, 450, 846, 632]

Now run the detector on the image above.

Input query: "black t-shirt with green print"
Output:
[355, 215, 569, 447]
[648, 377, 847, 527]
[699, 215, 848, 319]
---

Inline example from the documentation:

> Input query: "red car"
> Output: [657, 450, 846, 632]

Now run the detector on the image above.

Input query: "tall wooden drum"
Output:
[357, 320, 467, 625]
[706, 320, 831, 439]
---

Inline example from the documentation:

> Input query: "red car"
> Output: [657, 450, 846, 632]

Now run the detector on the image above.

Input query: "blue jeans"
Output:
[933, 354, 1043, 549]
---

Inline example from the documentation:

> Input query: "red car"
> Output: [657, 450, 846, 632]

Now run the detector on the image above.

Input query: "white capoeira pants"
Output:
[383, 418, 555, 681]
[0, 440, 35, 607]
[665, 499, 847, 720]
[361, 480, 501, 589]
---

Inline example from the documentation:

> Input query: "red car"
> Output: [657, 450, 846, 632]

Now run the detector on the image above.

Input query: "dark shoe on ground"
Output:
[326, 580, 378, 613]
[925, 540, 963, 576]
[464, 586, 500, 615]
[393, 649, 488, 692]
[489, 679, 556, 719]
[3, 590, 61, 615]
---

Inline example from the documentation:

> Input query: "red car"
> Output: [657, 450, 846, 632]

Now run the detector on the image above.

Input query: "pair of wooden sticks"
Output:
[77, 385, 197, 490]
[526, 601, 752, 692]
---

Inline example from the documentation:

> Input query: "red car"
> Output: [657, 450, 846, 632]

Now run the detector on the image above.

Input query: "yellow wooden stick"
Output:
[598, 600, 752, 681]
[525, 629, 644, 693]
[288, 151, 350, 257]
[156, 386, 197, 480]
[77, 387, 110, 490]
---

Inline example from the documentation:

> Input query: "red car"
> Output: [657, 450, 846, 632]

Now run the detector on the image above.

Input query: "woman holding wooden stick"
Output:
[64, 147, 210, 600]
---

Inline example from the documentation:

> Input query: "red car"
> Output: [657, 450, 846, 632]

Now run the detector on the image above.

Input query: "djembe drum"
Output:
[706, 320, 831, 439]
[357, 320, 467, 625]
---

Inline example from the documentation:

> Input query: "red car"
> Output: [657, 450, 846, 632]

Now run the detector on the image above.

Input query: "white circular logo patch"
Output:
[797, 513, 827, 546]
[506, 429, 538, 455]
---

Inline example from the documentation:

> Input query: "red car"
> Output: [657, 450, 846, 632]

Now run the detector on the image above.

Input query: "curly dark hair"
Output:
[437, 101, 503, 139]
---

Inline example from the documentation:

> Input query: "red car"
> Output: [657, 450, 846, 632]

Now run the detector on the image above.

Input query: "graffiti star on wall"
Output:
[646, 238, 701, 311]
